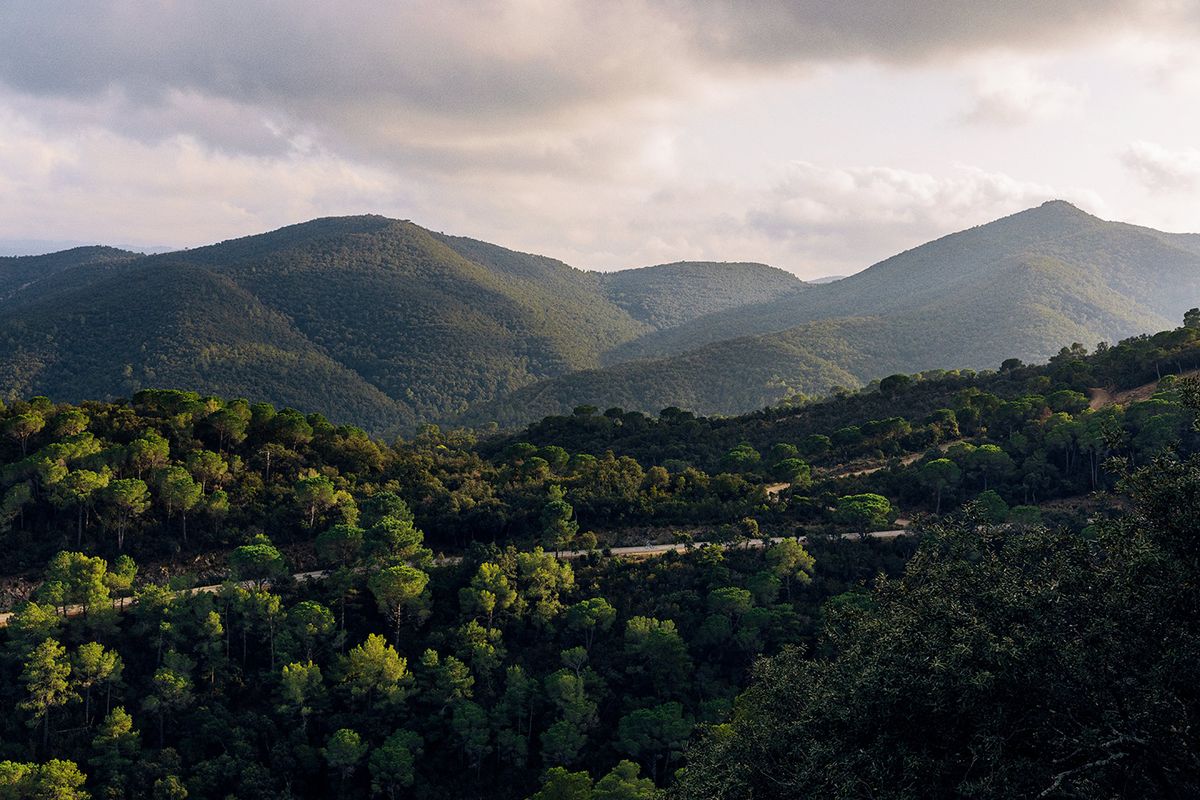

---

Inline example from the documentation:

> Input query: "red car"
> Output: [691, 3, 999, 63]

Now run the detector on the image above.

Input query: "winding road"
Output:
[0, 528, 912, 628]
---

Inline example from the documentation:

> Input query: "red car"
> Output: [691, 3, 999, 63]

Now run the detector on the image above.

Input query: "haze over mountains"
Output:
[1, 201, 1196, 433]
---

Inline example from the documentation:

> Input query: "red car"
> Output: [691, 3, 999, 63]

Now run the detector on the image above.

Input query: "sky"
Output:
[2, 2, 1200, 277]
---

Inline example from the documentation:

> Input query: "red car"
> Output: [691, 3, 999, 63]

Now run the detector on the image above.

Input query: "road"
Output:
[0, 528, 912, 628]
[824, 439, 965, 481]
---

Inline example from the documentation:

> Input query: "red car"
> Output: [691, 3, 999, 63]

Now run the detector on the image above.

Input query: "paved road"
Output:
[564, 529, 909, 560]
[0, 528, 912, 627]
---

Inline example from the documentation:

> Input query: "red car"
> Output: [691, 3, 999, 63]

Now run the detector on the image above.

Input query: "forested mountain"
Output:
[4, 203, 1199, 433]
[596, 261, 806, 332]
[0, 220, 803, 434]
[0, 264, 411, 431]
[0, 247, 140, 300]
[473, 202, 1200, 425]
[611, 201, 1198, 362]
[463, 317, 891, 427]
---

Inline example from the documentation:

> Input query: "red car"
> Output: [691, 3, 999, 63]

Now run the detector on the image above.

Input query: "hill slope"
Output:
[0, 218, 806, 431]
[470, 202, 1200, 424]
[463, 317, 908, 426]
[0, 246, 141, 301]
[0, 262, 411, 430]
[597, 261, 806, 331]
[611, 202, 1197, 363]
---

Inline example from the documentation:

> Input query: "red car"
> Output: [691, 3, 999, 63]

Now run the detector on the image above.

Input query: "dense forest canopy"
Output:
[2, 318, 1200, 797]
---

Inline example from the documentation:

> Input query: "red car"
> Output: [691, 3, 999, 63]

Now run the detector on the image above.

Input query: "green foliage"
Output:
[368, 565, 431, 643]
[228, 538, 287, 588]
[0, 758, 89, 799]
[5, 317, 1200, 797]
[676, 454, 1200, 797]
[20, 638, 76, 743]
[599, 261, 805, 331]
[369, 729, 421, 799]
[0, 222, 813, 434]
[835, 494, 893, 530]
[471, 203, 1200, 426]
[341, 634, 411, 708]
[529, 767, 593, 800]
[616, 702, 692, 784]
[325, 728, 368, 784]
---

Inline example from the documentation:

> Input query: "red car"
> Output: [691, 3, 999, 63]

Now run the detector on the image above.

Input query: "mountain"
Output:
[462, 317, 901, 427]
[0, 246, 140, 300]
[467, 202, 1200, 425]
[597, 261, 806, 331]
[0, 218, 801, 432]
[608, 201, 1198, 362]
[6, 202, 1198, 432]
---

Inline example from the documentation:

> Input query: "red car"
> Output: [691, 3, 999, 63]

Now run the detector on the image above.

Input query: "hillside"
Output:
[2, 322, 1200, 798]
[5, 203, 1199, 433]
[597, 261, 806, 331]
[0, 218, 805, 433]
[610, 202, 1198, 363]
[464, 317, 894, 426]
[0, 246, 141, 301]
[0, 262, 411, 430]
[475, 202, 1200, 425]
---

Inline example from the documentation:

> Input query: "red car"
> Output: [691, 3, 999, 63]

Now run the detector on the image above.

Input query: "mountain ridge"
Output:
[0, 217, 810, 432]
[465, 201, 1200, 425]
[3, 202, 1196, 432]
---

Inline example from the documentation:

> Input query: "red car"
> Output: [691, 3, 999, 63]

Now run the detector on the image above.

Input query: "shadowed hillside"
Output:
[0, 218, 807, 432]
[598, 261, 807, 332]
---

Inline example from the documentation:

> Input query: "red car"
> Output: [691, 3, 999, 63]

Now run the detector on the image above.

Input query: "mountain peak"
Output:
[1026, 199, 1096, 222]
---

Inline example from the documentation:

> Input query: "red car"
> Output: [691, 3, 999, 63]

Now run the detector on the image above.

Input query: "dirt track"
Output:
[0, 528, 913, 628]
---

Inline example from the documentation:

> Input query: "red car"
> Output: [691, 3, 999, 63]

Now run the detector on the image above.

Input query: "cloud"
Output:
[0, 93, 1103, 278]
[1122, 140, 1200, 191]
[0, 107, 411, 249]
[0, 1, 1185, 168]
[0, 3, 1190, 276]
[666, 1, 1167, 66]
[743, 162, 1106, 271]
[963, 63, 1086, 125]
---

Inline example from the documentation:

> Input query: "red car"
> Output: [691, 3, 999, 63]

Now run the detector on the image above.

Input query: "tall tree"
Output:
[20, 637, 77, 752]
[369, 565, 430, 646]
[103, 479, 150, 551]
[159, 466, 202, 543]
[72, 642, 123, 726]
[5, 412, 45, 455]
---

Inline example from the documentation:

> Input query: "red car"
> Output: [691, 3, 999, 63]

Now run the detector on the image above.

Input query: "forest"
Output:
[2, 316, 1200, 798]
[8, 202, 1200, 436]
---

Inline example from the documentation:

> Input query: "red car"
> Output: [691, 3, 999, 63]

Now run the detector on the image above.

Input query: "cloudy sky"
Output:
[2, 1, 1200, 277]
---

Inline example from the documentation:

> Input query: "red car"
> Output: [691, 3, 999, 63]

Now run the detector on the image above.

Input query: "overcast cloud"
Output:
[1, 1, 1199, 274]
